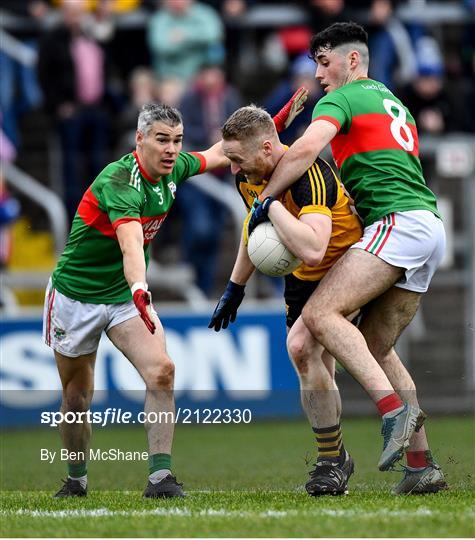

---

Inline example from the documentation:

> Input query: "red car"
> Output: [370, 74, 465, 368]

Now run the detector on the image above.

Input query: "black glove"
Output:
[208, 280, 245, 332]
[247, 196, 275, 238]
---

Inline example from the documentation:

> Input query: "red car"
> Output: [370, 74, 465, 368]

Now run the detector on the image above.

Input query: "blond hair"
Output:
[222, 105, 277, 144]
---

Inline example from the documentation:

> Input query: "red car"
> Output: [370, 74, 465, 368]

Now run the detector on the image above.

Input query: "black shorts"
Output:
[284, 274, 320, 329]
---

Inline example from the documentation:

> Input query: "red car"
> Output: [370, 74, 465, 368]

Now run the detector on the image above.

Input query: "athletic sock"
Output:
[376, 392, 404, 416]
[313, 423, 345, 464]
[68, 473, 87, 489]
[148, 453, 172, 484]
[406, 450, 432, 469]
[68, 461, 87, 487]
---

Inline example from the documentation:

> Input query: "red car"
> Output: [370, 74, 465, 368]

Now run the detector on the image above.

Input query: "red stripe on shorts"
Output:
[46, 288, 56, 346]
[375, 213, 396, 255]
[364, 217, 385, 252]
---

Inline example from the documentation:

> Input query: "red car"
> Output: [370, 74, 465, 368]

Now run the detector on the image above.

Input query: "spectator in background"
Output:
[38, 0, 110, 221]
[177, 61, 242, 295]
[459, 0, 475, 132]
[303, 0, 351, 33]
[400, 37, 450, 136]
[0, 124, 20, 274]
[0, 0, 46, 149]
[116, 67, 159, 157]
[147, 0, 224, 103]
[264, 54, 322, 146]
[366, 0, 417, 90]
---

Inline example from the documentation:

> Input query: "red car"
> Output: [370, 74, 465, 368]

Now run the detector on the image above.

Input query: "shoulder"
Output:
[100, 155, 134, 184]
[169, 152, 203, 181]
[97, 155, 143, 196]
[290, 158, 338, 208]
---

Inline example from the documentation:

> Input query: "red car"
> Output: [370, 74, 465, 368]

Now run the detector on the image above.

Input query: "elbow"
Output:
[301, 247, 325, 268]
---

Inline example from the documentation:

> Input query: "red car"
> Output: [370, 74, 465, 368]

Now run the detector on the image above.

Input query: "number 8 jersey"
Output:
[312, 78, 440, 227]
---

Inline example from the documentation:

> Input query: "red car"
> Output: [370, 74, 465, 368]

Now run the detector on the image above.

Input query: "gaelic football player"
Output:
[250, 22, 447, 493]
[209, 105, 362, 495]
[44, 94, 305, 498]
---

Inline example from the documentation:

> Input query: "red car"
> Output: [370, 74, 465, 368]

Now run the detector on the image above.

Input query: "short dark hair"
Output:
[310, 22, 368, 58]
[137, 103, 182, 134]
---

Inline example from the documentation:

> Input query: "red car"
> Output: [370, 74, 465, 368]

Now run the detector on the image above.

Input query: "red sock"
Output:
[376, 392, 404, 416]
[407, 451, 429, 468]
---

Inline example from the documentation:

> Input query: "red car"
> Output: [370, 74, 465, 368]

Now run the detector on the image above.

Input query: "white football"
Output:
[247, 222, 302, 277]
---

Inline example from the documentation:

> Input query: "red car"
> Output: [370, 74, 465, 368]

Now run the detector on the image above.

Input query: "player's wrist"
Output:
[227, 280, 245, 293]
[261, 196, 275, 214]
[131, 282, 148, 295]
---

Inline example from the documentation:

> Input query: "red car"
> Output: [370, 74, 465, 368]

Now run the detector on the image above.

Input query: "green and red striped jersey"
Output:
[312, 79, 440, 227]
[52, 150, 205, 304]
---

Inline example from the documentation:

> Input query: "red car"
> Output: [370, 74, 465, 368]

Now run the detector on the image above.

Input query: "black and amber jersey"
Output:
[237, 157, 362, 281]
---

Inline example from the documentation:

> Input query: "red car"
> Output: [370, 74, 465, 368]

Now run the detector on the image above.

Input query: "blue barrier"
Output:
[0, 309, 302, 427]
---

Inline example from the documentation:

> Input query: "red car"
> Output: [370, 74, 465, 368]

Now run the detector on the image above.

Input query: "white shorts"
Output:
[350, 210, 446, 293]
[42, 279, 141, 357]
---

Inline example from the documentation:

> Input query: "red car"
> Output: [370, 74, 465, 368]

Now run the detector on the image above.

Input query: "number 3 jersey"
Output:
[312, 78, 440, 227]
[52, 150, 205, 304]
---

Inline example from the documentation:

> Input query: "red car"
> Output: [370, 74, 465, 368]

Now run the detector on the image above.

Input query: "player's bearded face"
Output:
[136, 121, 184, 179]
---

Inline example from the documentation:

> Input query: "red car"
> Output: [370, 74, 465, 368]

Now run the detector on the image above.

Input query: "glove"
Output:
[272, 86, 308, 133]
[247, 196, 275, 240]
[132, 283, 156, 334]
[208, 280, 245, 332]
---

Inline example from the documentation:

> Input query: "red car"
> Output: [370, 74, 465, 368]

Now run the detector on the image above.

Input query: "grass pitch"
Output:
[1, 417, 474, 537]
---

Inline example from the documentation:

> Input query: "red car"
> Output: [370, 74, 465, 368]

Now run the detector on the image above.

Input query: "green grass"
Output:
[1, 417, 474, 537]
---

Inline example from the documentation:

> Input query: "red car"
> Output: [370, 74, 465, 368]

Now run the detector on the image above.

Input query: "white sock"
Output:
[383, 405, 404, 419]
[69, 474, 87, 489]
[149, 469, 171, 484]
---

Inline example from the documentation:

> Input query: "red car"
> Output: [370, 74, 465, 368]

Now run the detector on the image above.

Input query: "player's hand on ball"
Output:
[132, 284, 156, 334]
[247, 196, 275, 239]
[272, 86, 308, 133]
[208, 280, 245, 332]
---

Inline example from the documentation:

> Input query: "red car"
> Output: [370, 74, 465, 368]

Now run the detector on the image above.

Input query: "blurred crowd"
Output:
[1, 0, 474, 297]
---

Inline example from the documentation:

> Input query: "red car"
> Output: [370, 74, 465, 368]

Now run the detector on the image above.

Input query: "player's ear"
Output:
[262, 140, 273, 156]
[349, 50, 359, 69]
[136, 130, 143, 146]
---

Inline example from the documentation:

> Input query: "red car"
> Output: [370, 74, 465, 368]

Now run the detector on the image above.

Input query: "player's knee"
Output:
[301, 305, 327, 340]
[145, 358, 175, 390]
[62, 389, 92, 414]
[287, 333, 310, 375]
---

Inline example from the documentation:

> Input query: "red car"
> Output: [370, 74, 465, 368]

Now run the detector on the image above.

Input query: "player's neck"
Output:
[345, 70, 368, 85]
[134, 149, 160, 182]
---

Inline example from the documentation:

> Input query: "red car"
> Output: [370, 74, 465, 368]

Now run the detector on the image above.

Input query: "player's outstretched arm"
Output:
[116, 221, 156, 334]
[199, 140, 230, 172]
[208, 234, 254, 332]
[197, 88, 310, 174]
[260, 119, 337, 200]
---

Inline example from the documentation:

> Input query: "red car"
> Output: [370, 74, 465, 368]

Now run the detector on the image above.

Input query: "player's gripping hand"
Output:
[208, 280, 245, 332]
[132, 282, 156, 334]
[272, 86, 308, 133]
[247, 196, 275, 240]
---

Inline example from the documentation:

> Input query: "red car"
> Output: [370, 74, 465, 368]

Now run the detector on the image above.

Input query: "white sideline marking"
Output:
[2, 508, 472, 519]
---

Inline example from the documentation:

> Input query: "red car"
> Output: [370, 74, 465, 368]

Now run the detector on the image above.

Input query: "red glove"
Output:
[132, 283, 156, 334]
[272, 86, 308, 133]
